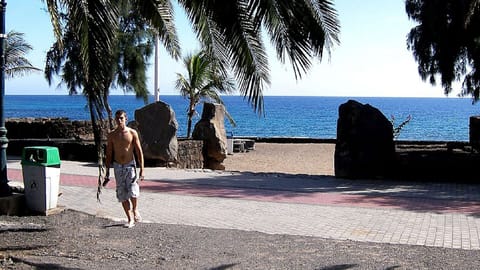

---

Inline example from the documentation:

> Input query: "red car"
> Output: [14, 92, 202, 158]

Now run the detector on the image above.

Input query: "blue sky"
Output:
[6, 0, 449, 97]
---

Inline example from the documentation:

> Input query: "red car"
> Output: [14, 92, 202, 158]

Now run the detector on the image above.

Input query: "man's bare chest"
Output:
[113, 131, 133, 146]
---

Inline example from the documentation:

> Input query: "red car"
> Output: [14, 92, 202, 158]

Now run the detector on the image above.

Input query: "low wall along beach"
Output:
[5, 118, 480, 183]
[5, 118, 203, 169]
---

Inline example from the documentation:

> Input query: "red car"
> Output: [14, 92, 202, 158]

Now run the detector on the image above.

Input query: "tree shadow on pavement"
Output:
[140, 170, 480, 217]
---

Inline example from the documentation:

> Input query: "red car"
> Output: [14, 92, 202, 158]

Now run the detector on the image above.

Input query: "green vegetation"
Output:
[406, 0, 480, 102]
[44, 1, 167, 129]
[175, 50, 236, 138]
[390, 115, 412, 139]
[5, 30, 41, 79]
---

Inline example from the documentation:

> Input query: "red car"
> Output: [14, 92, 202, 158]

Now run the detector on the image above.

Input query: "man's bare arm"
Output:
[132, 130, 144, 179]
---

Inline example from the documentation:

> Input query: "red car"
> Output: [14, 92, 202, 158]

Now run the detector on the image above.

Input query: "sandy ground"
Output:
[222, 142, 335, 176]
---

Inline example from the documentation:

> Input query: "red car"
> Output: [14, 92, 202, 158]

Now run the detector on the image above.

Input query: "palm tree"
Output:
[5, 30, 41, 79]
[44, 0, 179, 198]
[178, 0, 340, 114]
[405, 0, 480, 101]
[43, 0, 340, 186]
[45, 0, 340, 113]
[176, 50, 236, 138]
[44, 2, 166, 128]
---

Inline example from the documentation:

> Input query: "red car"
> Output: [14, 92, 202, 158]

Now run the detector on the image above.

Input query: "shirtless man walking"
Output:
[105, 110, 144, 228]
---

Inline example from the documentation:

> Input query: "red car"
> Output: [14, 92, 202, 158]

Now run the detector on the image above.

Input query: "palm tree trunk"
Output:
[103, 90, 114, 130]
[187, 116, 192, 138]
[187, 100, 196, 138]
[87, 95, 106, 201]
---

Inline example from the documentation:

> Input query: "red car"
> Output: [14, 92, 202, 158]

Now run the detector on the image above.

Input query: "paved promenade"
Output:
[6, 157, 480, 250]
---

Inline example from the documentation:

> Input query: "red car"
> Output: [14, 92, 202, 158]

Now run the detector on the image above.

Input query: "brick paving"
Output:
[7, 158, 480, 250]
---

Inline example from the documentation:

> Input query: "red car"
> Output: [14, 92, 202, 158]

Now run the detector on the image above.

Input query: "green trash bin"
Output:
[21, 146, 61, 213]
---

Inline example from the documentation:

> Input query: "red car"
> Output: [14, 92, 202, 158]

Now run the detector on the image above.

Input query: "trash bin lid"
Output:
[21, 146, 61, 167]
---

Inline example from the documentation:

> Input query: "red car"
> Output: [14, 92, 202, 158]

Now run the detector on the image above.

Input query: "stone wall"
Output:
[393, 142, 480, 183]
[5, 118, 204, 169]
[177, 139, 204, 169]
[6, 118, 108, 140]
[8, 139, 98, 162]
[6, 118, 106, 162]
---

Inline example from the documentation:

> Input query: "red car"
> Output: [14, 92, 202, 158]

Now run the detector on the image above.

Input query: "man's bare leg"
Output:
[122, 200, 134, 227]
[131, 197, 142, 222]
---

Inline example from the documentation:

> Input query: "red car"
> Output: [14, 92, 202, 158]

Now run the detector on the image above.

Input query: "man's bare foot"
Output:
[124, 221, 135, 228]
[134, 212, 142, 223]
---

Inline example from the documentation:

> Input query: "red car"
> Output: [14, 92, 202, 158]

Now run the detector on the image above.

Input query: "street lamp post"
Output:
[0, 0, 11, 197]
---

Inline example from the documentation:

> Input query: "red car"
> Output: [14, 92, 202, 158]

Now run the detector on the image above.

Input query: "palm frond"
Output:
[43, 0, 64, 49]
[179, 0, 340, 114]
[257, 0, 340, 77]
[5, 31, 41, 79]
[5, 66, 42, 79]
[180, 0, 269, 114]
[131, 0, 180, 59]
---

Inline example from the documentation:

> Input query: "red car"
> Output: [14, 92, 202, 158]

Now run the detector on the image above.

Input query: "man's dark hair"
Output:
[115, 110, 127, 118]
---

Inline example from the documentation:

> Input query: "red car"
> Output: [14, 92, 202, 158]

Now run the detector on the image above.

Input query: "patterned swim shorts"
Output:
[113, 160, 140, 202]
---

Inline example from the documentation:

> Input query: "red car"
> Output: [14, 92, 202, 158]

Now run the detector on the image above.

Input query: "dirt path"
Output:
[1, 210, 479, 269]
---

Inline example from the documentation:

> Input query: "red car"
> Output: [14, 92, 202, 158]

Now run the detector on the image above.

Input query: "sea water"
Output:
[5, 95, 480, 141]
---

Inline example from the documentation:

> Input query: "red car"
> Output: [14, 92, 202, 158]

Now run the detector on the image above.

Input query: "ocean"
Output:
[4, 95, 480, 142]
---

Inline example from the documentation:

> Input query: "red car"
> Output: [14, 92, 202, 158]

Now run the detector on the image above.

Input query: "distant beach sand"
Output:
[222, 143, 335, 176]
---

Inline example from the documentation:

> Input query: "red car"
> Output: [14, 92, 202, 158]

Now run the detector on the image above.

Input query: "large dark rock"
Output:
[134, 101, 178, 163]
[470, 116, 480, 151]
[192, 103, 227, 170]
[334, 100, 395, 179]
